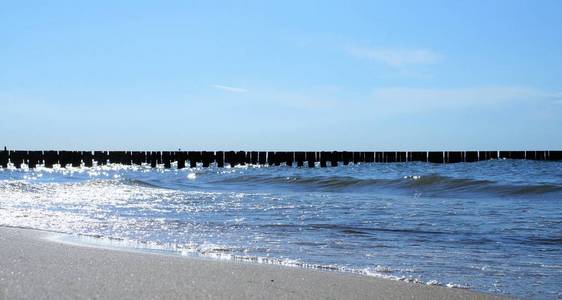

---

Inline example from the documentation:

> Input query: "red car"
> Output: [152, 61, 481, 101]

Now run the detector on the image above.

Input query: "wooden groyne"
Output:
[1, 150, 561, 169]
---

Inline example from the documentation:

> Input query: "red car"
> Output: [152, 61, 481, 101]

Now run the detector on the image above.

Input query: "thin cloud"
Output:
[369, 86, 557, 114]
[211, 84, 247, 93]
[549, 92, 562, 105]
[257, 85, 345, 110]
[347, 46, 440, 66]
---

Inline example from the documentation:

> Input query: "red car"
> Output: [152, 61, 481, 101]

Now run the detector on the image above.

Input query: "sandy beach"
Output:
[0, 226, 508, 300]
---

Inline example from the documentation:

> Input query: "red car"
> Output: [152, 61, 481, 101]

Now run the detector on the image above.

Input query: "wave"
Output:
[214, 174, 562, 196]
[115, 178, 167, 189]
[258, 223, 451, 235]
[53, 231, 468, 289]
[0, 178, 169, 193]
[3, 170, 561, 198]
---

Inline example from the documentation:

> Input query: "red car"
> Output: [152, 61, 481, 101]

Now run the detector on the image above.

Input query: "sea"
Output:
[0, 160, 561, 299]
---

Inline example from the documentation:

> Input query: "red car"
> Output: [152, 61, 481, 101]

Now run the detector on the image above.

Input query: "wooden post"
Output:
[42, 151, 54, 168]
[70, 151, 82, 167]
[320, 152, 328, 168]
[162, 152, 172, 168]
[535, 151, 546, 160]
[58, 151, 69, 167]
[131, 151, 139, 165]
[251, 151, 258, 165]
[176, 152, 187, 169]
[258, 152, 266, 165]
[131, 151, 143, 166]
[11, 151, 23, 168]
[479, 151, 498, 160]
[364, 152, 374, 163]
[107, 151, 117, 164]
[26, 151, 36, 168]
[499, 151, 510, 159]
[36, 151, 45, 167]
[148, 151, 157, 168]
[21, 151, 29, 166]
[83, 151, 94, 167]
[295, 152, 305, 167]
[428, 151, 444, 163]
[258, 151, 267, 166]
[143, 151, 149, 164]
[93, 151, 105, 166]
[330, 151, 338, 167]
[216, 151, 224, 168]
[236, 151, 246, 166]
[409, 151, 427, 162]
[511, 151, 525, 159]
[0, 150, 7, 168]
[275, 152, 283, 166]
[340, 151, 353, 166]
[478, 151, 487, 161]
[285, 152, 294, 167]
[548, 151, 562, 160]
[306, 152, 316, 168]
[155, 151, 162, 165]
[446, 151, 463, 163]
[188, 151, 201, 168]
[202, 151, 214, 167]
[384, 152, 396, 163]
[201, 151, 209, 168]
[224, 151, 234, 167]
[352, 152, 360, 164]
[29, 151, 44, 168]
[125, 151, 133, 165]
[465, 151, 478, 162]
[273, 152, 281, 166]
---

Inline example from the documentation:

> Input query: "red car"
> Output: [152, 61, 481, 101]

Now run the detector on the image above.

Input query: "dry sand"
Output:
[0, 226, 509, 300]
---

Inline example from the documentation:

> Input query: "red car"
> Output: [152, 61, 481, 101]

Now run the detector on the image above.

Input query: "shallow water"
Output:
[0, 160, 561, 299]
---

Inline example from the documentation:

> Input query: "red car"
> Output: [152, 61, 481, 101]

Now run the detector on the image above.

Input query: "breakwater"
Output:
[1, 150, 561, 168]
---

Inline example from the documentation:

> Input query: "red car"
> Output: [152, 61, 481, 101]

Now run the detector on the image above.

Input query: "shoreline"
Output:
[0, 226, 509, 299]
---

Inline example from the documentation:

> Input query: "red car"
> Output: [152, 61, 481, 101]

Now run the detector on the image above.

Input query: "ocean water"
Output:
[0, 160, 561, 299]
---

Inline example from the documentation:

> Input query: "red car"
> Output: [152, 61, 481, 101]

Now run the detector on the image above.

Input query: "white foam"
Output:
[374, 265, 393, 273]
[446, 283, 470, 289]
[426, 279, 442, 286]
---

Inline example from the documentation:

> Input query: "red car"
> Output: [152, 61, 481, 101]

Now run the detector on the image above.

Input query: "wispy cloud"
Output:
[369, 86, 560, 114]
[550, 92, 562, 105]
[261, 85, 345, 110]
[347, 46, 440, 66]
[211, 84, 247, 93]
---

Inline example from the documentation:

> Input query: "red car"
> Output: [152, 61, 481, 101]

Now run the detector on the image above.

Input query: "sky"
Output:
[1, 1, 562, 150]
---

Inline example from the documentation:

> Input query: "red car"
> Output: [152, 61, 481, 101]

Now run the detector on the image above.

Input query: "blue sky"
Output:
[1, 1, 561, 150]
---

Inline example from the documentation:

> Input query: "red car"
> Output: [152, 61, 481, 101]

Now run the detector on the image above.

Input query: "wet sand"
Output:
[0, 226, 509, 299]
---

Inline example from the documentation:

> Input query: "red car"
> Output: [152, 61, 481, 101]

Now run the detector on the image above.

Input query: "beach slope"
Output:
[0, 227, 507, 300]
